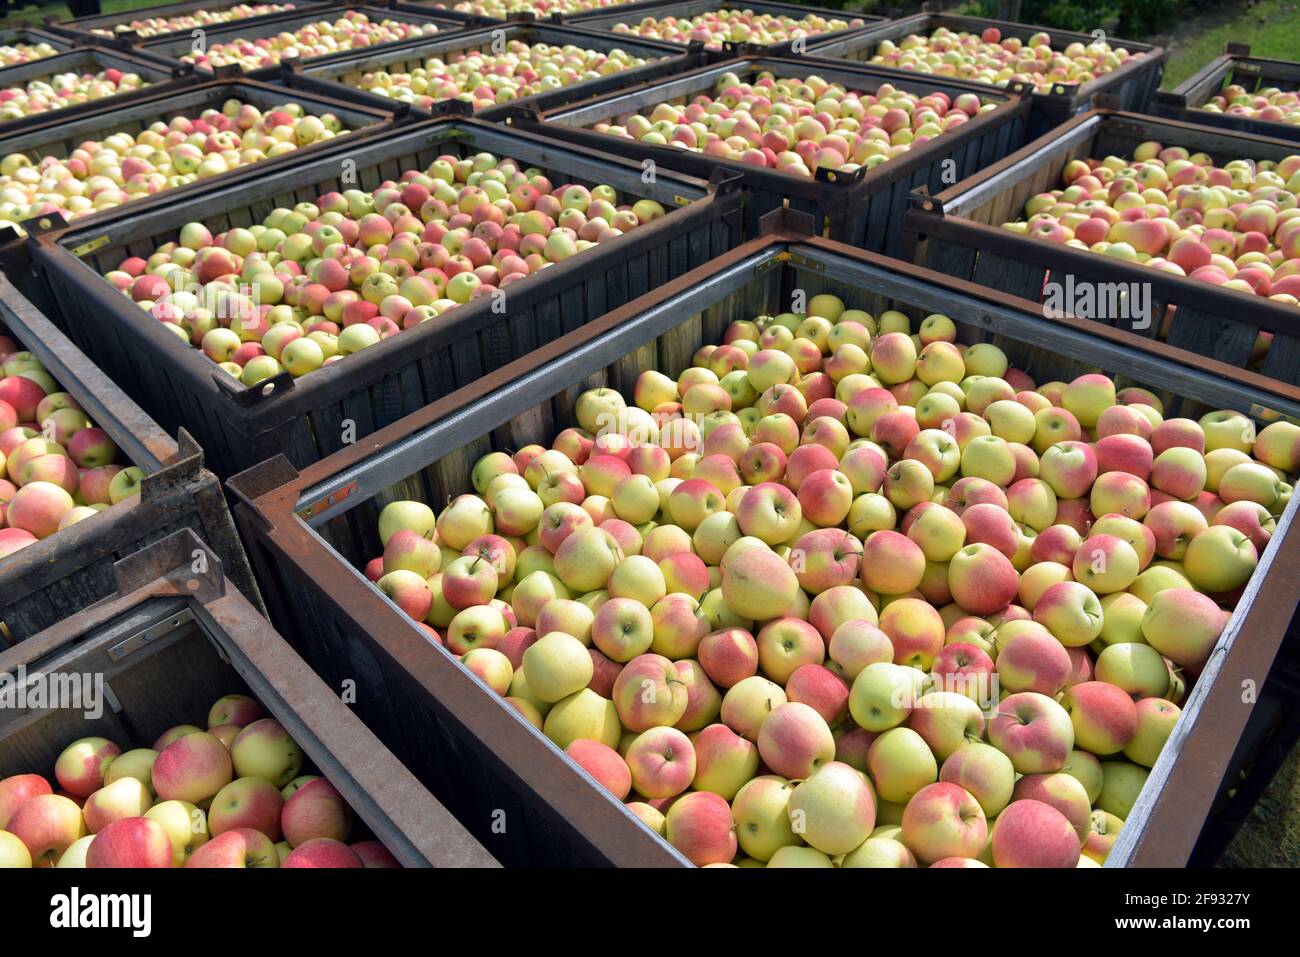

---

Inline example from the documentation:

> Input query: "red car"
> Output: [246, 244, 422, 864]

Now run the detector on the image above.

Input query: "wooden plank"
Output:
[1165, 305, 1258, 368]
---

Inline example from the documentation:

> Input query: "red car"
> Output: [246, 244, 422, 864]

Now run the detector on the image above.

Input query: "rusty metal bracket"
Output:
[497, 102, 545, 126]
[909, 185, 942, 216]
[296, 480, 359, 521]
[707, 168, 744, 196]
[18, 211, 69, 238]
[212, 63, 244, 80]
[110, 527, 226, 605]
[427, 98, 475, 118]
[225, 455, 302, 535]
[213, 367, 295, 407]
[1091, 92, 1122, 111]
[1225, 42, 1252, 57]
[758, 207, 816, 238]
[140, 429, 204, 504]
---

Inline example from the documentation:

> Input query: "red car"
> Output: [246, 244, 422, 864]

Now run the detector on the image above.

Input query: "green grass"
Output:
[2, 0, 213, 30]
[1163, 0, 1300, 87]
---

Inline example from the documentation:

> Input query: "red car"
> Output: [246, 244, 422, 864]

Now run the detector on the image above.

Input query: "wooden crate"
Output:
[0, 47, 191, 140]
[227, 227, 1300, 866]
[0, 273, 261, 644]
[45, 0, 336, 45]
[509, 54, 1031, 252]
[23, 116, 743, 480]
[0, 75, 400, 242]
[0, 527, 496, 868]
[277, 19, 710, 121]
[561, 0, 884, 55]
[904, 108, 1300, 388]
[1154, 43, 1300, 144]
[804, 9, 1168, 139]
[128, 3, 465, 74]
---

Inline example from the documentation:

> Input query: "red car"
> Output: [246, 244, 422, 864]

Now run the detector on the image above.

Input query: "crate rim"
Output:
[28, 114, 741, 436]
[0, 526, 498, 868]
[228, 227, 1300, 868]
[911, 106, 1300, 339]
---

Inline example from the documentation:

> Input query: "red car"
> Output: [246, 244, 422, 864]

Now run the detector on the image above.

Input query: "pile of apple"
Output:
[0, 40, 60, 67]
[0, 334, 142, 561]
[0, 68, 150, 124]
[609, 9, 865, 50]
[0, 100, 350, 232]
[1004, 140, 1300, 311]
[181, 12, 441, 71]
[591, 71, 991, 177]
[0, 694, 400, 867]
[93, 3, 298, 38]
[869, 26, 1145, 92]
[347, 40, 656, 111]
[1201, 83, 1300, 127]
[366, 296, 1297, 867]
[102, 155, 667, 386]
[438, 0, 645, 14]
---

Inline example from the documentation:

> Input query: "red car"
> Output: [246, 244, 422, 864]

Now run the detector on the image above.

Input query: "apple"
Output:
[543, 688, 621, 751]
[691, 724, 759, 800]
[1140, 588, 1226, 667]
[145, 800, 209, 866]
[230, 719, 303, 788]
[82, 778, 152, 834]
[901, 781, 987, 865]
[939, 742, 1016, 818]
[185, 827, 279, 868]
[208, 777, 284, 839]
[54, 737, 121, 798]
[665, 791, 736, 866]
[868, 727, 938, 805]
[991, 799, 1081, 868]
[0, 774, 52, 829]
[987, 692, 1074, 774]
[730, 775, 800, 861]
[281, 778, 351, 847]
[757, 702, 835, 778]
[523, 631, 595, 704]
[787, 761, 876, 855]
[85, 817, 173, 869]
[6, 794, 85, 867]
[625, 727, 696, 799]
